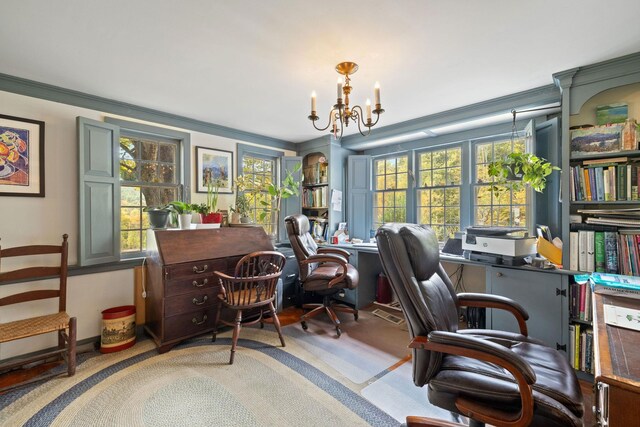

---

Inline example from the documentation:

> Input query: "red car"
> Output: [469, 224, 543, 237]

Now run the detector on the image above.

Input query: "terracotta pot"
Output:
[202, 212, 223, 224]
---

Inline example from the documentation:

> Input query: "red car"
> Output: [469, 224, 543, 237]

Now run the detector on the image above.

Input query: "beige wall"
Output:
[571, 82, 640, 126]
[0, 90, 294, 358]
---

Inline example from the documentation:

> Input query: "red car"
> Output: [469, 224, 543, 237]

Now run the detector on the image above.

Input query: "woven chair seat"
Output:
[0, 311, 70, 343]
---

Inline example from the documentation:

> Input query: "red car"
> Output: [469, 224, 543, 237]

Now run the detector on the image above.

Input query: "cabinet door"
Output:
[488, 266, 566, 350]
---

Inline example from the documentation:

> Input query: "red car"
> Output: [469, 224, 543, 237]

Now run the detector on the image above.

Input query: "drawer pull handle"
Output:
[193, 265, 208, 274]
[496, 272, 503, 277]
[192, 314, 208, 325]
[192, 278, 209, 287]
[192, 295, 209, 305]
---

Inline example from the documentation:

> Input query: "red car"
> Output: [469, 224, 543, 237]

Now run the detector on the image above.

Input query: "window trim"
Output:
[106, 118, 191, 258]
[237, 144, 284, 235]
[414, 144, 463, 241]
[372, 152, 412, 228]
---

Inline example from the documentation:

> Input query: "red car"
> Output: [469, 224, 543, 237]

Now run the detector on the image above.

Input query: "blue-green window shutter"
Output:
[347, 155, 372, 241]
[77, 117, 121, 265]
[279, 156, 302, 242]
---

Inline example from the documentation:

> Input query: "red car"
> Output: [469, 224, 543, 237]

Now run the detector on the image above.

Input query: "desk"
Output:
[327, 243, 572, 351]
[592, 292, 640, 426]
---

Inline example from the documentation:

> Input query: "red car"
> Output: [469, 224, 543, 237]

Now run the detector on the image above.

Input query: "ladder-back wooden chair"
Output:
[0, 234, 77, 389]
[212, 251, 286, 364]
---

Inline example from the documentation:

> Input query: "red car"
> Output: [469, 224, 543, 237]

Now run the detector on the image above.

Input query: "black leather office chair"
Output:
[284, 214, 359, 337]
[376, 223, 584, 427]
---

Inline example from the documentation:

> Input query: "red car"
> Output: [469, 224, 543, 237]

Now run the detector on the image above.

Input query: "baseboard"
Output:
[0, 336, 99, 373]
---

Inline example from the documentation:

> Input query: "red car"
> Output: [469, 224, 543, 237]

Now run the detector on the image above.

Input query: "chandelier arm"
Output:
[310, 110, 335, 132]
[368, 111, 382, 128]
[351, 107, 372, 137]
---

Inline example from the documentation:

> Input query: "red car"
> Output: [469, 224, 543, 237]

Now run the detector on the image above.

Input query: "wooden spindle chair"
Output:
[212, 251, 286, 364]
[0, 234, 77, 390]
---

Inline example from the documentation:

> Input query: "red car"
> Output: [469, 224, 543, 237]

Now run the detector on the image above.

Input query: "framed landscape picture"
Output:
[195, 146, 233, 193]
[0, 114, 45, 197]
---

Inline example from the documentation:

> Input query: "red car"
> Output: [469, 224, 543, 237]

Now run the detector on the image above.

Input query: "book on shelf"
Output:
[590, 272, 640, 299]
[570, 161, 640, 201]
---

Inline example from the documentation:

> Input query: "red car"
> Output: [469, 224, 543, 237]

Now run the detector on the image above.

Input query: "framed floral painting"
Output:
[0, 114, 45, 197]
[195, 146, 233, 193]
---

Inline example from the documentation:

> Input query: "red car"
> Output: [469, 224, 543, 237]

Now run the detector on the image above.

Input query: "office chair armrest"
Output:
[302, 254, 348, 288]
[317, 247, 351, 260]
[410, 331, 535, 427]
[457, 293, 529, 336]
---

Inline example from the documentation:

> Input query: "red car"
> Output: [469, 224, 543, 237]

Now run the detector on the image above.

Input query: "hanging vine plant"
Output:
[487, 152, 559, 194]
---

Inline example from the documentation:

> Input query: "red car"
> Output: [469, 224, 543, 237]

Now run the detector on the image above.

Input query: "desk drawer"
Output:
[165, 274, 219, 297]
[164, 259, 226, 280]
[164, 308, 216, 341]
[164, 288, 219, 316]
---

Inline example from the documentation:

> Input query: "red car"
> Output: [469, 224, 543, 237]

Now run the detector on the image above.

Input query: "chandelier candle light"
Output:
[309, 61, 384, 137]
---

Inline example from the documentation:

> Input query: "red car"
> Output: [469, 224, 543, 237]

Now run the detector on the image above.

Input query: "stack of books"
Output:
[570, 279, 593, 322]
[568, 323, 594, 373]
[569, 157, 640, 202]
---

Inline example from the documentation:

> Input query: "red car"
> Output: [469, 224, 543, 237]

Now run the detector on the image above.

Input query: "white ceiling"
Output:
[1, 0, 640, 143]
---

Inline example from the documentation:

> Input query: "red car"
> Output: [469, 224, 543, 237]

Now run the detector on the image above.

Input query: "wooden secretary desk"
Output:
[145, 227, 273, 353]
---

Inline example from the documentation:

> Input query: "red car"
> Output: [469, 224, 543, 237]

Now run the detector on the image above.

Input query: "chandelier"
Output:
[308, 61, 384, 137]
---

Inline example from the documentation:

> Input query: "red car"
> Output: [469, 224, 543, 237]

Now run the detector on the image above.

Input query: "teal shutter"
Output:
[347, 155, 372, 241]
[279, 156, 302, 242]
[78, 117, 120, 265]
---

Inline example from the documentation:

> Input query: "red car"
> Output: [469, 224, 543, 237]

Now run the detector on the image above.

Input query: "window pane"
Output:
[447, 167, 461, 185]
[445, 208, 460, 224]
[475, 186, 492, 206]
[475, 206, 491, 226]
[121, 186, 140, 207]
[432, 189, 444, 206]
[432, 225, 444, 242]
[513, 206, 526, 227]
[419, 189, 430, 205]
[420, 170, 432, 187]
[476, 143, 492, 164]
[432, 207, 444, 224]
[397, 172, 408, 189]
[447, 148, 461, 167]
[386, 174, 397, 189]
[419, 207, 431, 223]
[121, 207, 141, 230]
[496, 207, 511, 226]
[445, 225, 459, 239]
[432, 150, 445, 168]
[384, 192, 395, 207]
[386, 158, 396, 174]
[397, 156, 408, 173]
[444, 188, 459, 206]
[476, 164, 490, 183]
[432, 169, 446, 187]
[513, 138, 525, 153]
[375, 192, 384, 207]
[376, 175, 385, 190]
[121, 231, 142, 253]
[420, 152, 431, 170]
[376, 159, 385, 175]
[158, 143, 176, 163]
[494, 141, 511, 159]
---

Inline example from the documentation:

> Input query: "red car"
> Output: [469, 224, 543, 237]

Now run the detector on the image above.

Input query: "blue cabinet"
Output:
[487, 266, 568, 352]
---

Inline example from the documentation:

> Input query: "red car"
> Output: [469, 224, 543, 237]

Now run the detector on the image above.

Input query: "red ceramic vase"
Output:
[202, 212, 223, 224]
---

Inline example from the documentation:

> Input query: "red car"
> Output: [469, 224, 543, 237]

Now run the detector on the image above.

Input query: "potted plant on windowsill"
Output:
[168, 201, 193, 229]
[230, 193, 251, 224]
[143, 205, 172, 229]
[202, 179, 223, 224]
[487, 152, 559, 194]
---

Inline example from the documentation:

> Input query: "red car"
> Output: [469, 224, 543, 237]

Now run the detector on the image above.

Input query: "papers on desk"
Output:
[604, 304, 640, 332]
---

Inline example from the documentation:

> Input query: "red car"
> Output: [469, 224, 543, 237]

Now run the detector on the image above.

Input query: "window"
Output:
[474, 137, 528, 227]
[242, 154, 277, 234]
[119, 134, 181, 253]
[373, 155, 409, 229]
[416, 146, 461, 241]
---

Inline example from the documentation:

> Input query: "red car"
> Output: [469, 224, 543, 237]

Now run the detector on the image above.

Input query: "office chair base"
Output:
[300, 296, 358, 337]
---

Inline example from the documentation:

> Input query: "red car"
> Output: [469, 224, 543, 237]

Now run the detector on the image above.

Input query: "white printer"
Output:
[462, 227, 537, 265]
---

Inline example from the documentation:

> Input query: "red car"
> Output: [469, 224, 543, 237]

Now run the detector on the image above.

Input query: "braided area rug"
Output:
[0, 327, 399, 427]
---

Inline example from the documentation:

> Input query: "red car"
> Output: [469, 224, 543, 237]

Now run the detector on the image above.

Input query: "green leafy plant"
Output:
[236, 164, 301, 222]
[231, 193, 251, 217]
[487, 152, 559, 194]
[189, 203, 209, 215]
[206, 179, 220, 213]
[168, 201, 192, 214]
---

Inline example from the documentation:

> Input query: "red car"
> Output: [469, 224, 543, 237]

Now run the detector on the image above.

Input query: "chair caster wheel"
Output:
[336, 327, 342, 337]
[301, 321, 308, 330]
[354, 312, 359, 321]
